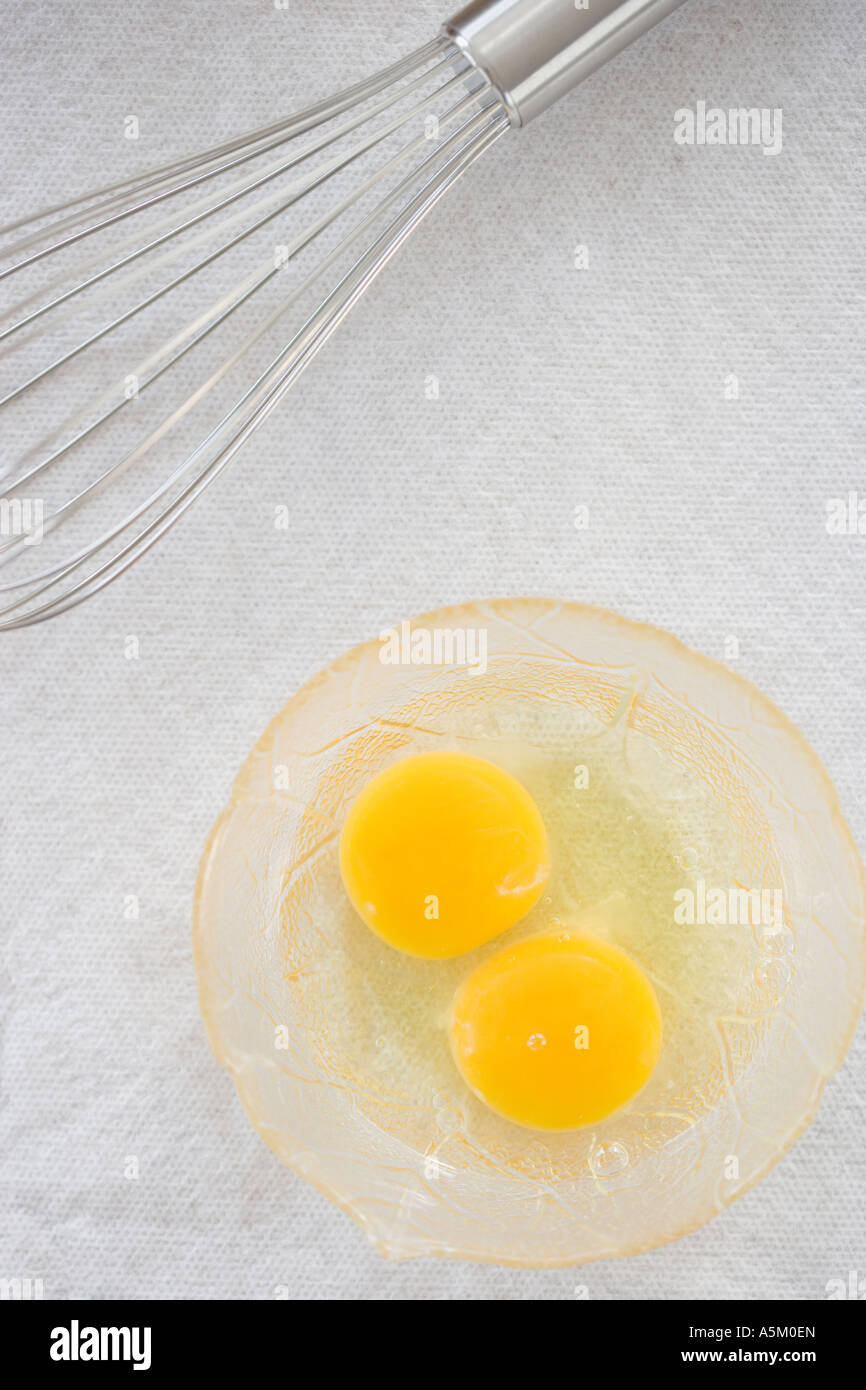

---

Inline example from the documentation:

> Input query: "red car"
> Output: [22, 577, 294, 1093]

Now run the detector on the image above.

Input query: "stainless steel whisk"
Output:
[0, 0, 686, 628]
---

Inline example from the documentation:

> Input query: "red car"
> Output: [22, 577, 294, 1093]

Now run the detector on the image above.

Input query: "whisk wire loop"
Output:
[0, 38, 505, 628]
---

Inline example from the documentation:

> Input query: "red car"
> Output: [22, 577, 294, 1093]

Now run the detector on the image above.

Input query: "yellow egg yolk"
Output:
[339, 751, 549, 959]
[450, 931, 662, 1129]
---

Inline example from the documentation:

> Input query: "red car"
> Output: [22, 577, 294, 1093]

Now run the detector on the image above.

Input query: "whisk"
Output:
[0, 0, 686, 628]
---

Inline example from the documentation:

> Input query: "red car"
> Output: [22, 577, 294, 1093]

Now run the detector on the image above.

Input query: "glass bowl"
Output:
[193, 598, 866, 1266]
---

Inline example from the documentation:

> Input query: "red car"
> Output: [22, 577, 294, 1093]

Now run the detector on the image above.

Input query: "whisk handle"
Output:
[445, 0, 688, 126]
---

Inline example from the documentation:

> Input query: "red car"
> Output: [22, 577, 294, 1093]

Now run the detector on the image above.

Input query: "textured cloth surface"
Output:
[1, 0, 865, 1301]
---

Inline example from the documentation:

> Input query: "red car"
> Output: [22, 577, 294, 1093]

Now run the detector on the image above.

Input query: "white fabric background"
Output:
[1, 0, 864, 1300]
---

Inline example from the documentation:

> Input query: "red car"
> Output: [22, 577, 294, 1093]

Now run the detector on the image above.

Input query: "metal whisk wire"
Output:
[1, 1, 690, 628]
[0, 37, 506, 629]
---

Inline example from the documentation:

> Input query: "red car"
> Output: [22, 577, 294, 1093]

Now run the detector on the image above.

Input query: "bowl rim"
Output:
[193, 595, 866, 1268]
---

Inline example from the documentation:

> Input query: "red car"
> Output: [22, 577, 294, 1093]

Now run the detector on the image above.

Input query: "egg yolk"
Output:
[450, 932, 662, 1129]
[339, 751, 549, 959]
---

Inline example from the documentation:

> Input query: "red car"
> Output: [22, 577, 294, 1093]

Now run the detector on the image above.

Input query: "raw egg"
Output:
[339, 751, 549, 959]
[450, 931, 662, 1129]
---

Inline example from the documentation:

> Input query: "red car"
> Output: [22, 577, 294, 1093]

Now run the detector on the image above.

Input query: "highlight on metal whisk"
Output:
[0, 0, 686, 628]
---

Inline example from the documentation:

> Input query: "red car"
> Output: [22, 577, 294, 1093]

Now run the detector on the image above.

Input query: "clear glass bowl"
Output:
[193, 598, 866, 1266]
